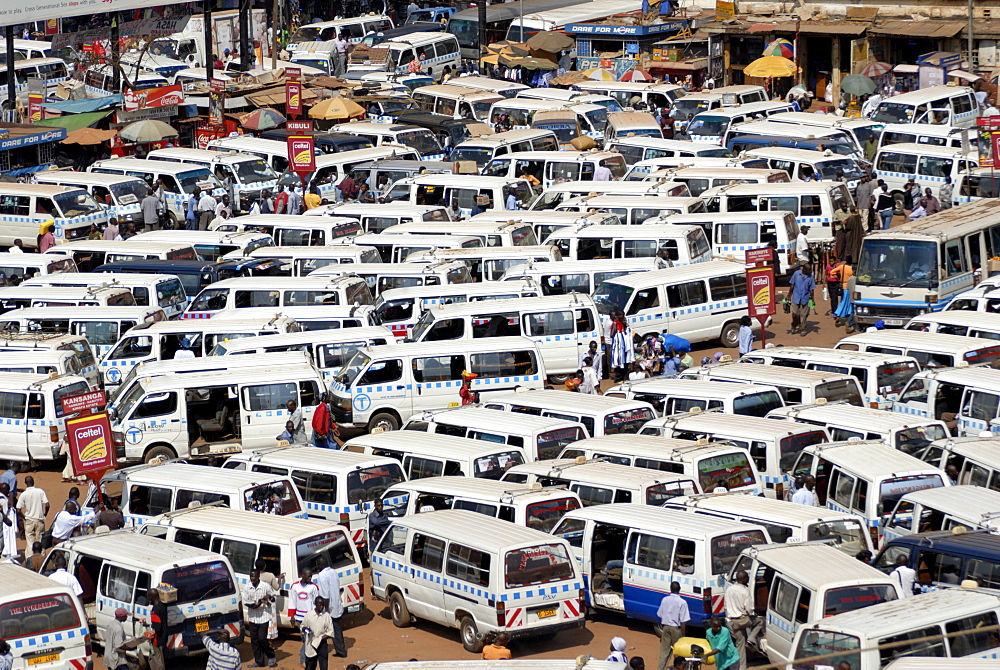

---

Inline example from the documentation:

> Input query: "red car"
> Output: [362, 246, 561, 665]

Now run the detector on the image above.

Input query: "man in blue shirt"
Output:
[788, 263, 815, 336]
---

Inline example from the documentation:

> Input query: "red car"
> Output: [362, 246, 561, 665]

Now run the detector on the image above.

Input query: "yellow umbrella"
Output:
[582, 67, 616, 81]
[308, 97, 366, 120]
[743, 55, 799, 78]
[481, 53, 500, 65]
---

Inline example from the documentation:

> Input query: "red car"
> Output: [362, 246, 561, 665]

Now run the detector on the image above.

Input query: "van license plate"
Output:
[536, 608, 556, 619]
[882, 319, 903, 326]
[28, 654, 59, 665]
[195, 619, 209, 633]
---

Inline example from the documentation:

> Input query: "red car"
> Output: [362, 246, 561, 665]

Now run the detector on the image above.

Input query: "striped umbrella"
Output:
[582, 67, 616, 81]
[619, 68, 654, 82]
[860, 61, 892, 77]
[763, 38, 794, 59]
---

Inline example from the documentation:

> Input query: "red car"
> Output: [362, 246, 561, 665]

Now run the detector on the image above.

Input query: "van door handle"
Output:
[396, 385, 405, 390]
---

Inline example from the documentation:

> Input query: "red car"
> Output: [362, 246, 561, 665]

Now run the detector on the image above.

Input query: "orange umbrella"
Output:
[60, 127, 118, 145]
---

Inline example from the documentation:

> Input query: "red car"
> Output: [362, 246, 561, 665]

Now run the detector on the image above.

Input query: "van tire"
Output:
[389, 591, 412, 628]
[368, 411, 400, 433]
[144, 444, 177, 464]
[548, 373, 571, 384]
[165, 212, 179, 230]
[460, 616, 484, 653]
[720, 321, 740, 349]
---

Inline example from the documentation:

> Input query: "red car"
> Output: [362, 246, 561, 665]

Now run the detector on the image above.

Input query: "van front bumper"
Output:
[504, 618, 585, 641]
[332, 405, 354, 425]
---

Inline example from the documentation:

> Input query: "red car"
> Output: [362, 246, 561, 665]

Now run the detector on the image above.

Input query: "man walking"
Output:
[855, 174, 875, 232]
[788, 263, 815, 336]
[725, 570, 762, 670]
[333, 34, 349, 77]
[939, 177, 954, 210]
[198, 189, 218, 230]
[655, 581, 689, 670]
[289, 569, 320, 664]
[186, 187, 201, 230]
[243, 570, 277, 667]
[15, 475, 47, 549]
[302, 597, 336, 670]
[141, 190, 161, 231]
[104, 608, 130, 670]
[313, 558, 347, 658]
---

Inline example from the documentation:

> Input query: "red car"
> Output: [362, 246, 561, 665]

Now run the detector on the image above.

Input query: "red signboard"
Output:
[66, 411, 116, 478]
[286, 81, 302, 119]
[285, 67, 301, 80]
[746, 265, 775, 318]
[286, 120, 313, 131]
[27, 93, 43, 124]
[124, 84, 183, 111]
[745, 247, 774, 265]
[60, 390, 107, 415]
[45, 19, 60, 35]
[209, 78, 226, 93]
[287, 135, 315, 174]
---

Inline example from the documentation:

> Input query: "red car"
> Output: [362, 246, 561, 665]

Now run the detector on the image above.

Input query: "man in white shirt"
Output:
[243, 570, 277, 668]
[51, 501, 94, 542]
[890, 554, 917, 597]
[593, 164, 613, 181]
[301, 597, 335, 670]
[794, 225, 811, 264]
[198, 191, 219, 230]
[791, 476, 816, 506]
[333, 35, 349, 77]
[725, 570, 762, 670]
[655, 581, 689, 670]
[312, 558, 346, 657]
[47, 553, 83, 595]
[15, 475, 48, 548]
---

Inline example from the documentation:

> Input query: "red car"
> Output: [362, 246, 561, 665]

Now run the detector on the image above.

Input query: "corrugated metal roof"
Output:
[869, 21, 965, 38]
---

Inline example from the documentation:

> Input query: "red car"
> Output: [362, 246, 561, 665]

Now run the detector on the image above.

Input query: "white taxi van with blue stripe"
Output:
[686, 100, 794, 144]
[41, 531, 243, 658]
[0, 184, 108, 249]
[181, 275, 372, 320]
[33, 171, 149, 226]
[364, 33, 460, 83]
[147, 147, 279, 215]
[873, 142, 978, 199]
[330, 336, 547, 432]
[0, 563, 92, 670]
[881, 484, 1000, 545]
[0, 330, 98, 388]
[371, 509, 585, 652]
[405, 294, 601, 382]
[593, 260, 756, 348]
[109, 360, 325, 464]
[382, 174, 537, 217]
[0, 305, 166, 360]
[140, 505, 365, 626]
[99, 315, 300, 389]
[0, 372, 90, 466]
[221, 445, 405, 549]
[331, 121, 447, 161]
[487, 99, 608, 141]
[890, 366, 1000, 438]
[788, 586, 1000, 670]
[88, 157, 226, 223]
[544, 222, 711, 265]
[725, 542, 899, 665]
[789, 440, 949, 546]
[701, 181, 852, 243]
[0, 57, 67, 93]
[870, 84, 981, 129]
[347, 431, 529, 480]
[288, 15, 394, 50]
[482, 151, 628, 189]
[550, 503, 769, 627]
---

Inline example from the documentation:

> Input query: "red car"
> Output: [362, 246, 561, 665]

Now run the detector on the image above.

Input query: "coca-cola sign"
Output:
[124, 84, 184, 111]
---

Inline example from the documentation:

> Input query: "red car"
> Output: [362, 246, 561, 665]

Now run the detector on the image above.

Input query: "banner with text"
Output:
[287, 135, 316, 174]
[746, 265, 776, 319]
[124, 84, 183, 111]
[2, 2, 189, 28]
[66, 411, 116, 477]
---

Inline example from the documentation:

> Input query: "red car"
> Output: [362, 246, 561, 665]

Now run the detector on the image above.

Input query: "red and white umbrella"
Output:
[619, 68, 653, 82]
[859, 61, 892, 77]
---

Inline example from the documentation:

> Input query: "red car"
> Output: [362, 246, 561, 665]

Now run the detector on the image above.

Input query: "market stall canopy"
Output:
[40, 95, 123, 114]
[60, 127, 119, 145]
[550, 71, 591, 86]
[246, 85, 320, 107]
[743, 55, 799, 78]
[526, 30, 575, 53]
[34, 110, 115, 132]
[501, 55, 558, 70]
[308, 97, 366, 120]
[119, 119, 178, 143]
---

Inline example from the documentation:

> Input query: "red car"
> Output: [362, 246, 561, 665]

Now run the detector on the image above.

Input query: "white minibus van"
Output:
[0, 251, 76, 280]
[0, 331, 96, 386]
[907, 436, 1000, 492]
[879, 122, 973, 150]
[687, 101, 794, 144]
[412, 84, 504, 122]
[140, 505, 365, 625]
[769, 111, 885, 152]
[0, 183, 107, 249]
[308, 260, 472, 295]
[604, 138, 730, 166]
[130, 230, 274, 261]
[528, 180, 692, 211]
[0, 305, 166, 359]
[401, 407, 588, 461]
[835, 330, 1000, 370]
[382, 174, 537, 217]
[481, 389, 656, 437]
[34, 171, 150, 226]
[182, 275, 372, 320]
[554, 195, 707, 224]
[88, 157, 225, 223]
[681, 362, 865, 407]
[211, 326, 393, 376]
[604, 377, 785, 417]
[147, 147, 279, 214]
[870, 85, 980, 128]
[550, 503, 768, 626]
[891, 366, 1000, 437]
[881, 485, 1000, 545]
[405, 246, 561, 283]
[873, 143, 978, 197]
[371, 510, 585, 651]
[347, 431, 528, 479]
[21, 272, 187, 318]
[544, 223, 711, 265]
[768, 402, 949, 452]
[329, 336, 546, 431]
[501, 257, 666, 296]
[593, 260, 758, 347]
[0, 372, 90, 465]
[482, 151, 627, 188]
[449, 129, 560, 168]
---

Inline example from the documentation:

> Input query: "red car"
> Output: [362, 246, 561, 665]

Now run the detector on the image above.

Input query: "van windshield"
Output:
[711, 530, 767, 573]
[817, 379, 863, 406]
[526, 498, 580, 532]
[245, 481, 301, 515]
[537, 427, 587, 460]
[110, 180, 151, 204]
[792, 630, 860, 670]
[880, 475, 944, 512]
[0, 593, 80, 638]
[733, 391, 783, 417]
[450, 146, 494, 166]
[646, 479, 697, 505]
[346, 464, 406, 504]
[687, 115, 728, 136]
[823, 584, 896, 616]
[895, 424, 947, 452]
[807, 519, 867, 555]
[504, 543, 575, 587]
[296, 530, 356, 574]
[877, 362, 918, 393]
[817, 159, 863, 181]
[161, 560, 236, 604]
[872, 102, 915, 124]
[780, 431, 827, 471]
[604, 408, 656, 435]
[54, 191, 103, 217]
[698, 452, 757, 492]
[593, 281, 632, 315]
[235, 159, 278, 184]
[339, 351, 372, 386]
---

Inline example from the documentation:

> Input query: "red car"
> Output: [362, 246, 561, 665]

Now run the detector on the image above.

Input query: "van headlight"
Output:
[856, 306, 869, 315]
[335, 396, 352, 411]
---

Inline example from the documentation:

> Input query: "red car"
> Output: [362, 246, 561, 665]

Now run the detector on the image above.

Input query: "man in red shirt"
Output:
[274, 186, 290, 214]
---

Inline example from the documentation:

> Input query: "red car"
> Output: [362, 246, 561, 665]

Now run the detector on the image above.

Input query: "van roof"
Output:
[376, 279, 540, 302]
[769, 111, 882, 129]
[0, 183, 78, 197]
[609, 138, 726, 153]
[705, 181, 844, 196]
[218, 326, 393, 350]
[837, 329, 999, 353]
[933, 437, 1000, 468]
[391, 174, 527, 187]
[412, 84, 503, 101]
[768, 402, 944, 431]
[745, 147, 853, 163]
[407, 246, 558, 261]
[387, 475, 575, 502]
[421, 294, 595, 319]
[104, 461, 297, 489]
[132, 231, 270, 245]
[563, 502, 767, 536]
[34, 172, 146, 187]
[147, 505, 351, 542]
[230, 214, 359, 227]
[0, 563, 79, 599]
[90, 158, 214, 174]
[311, 145, 418, 167]
[644, 412, 825, 439]
[382, 221, 531, 235]
[148, 147, 263, 164]
[24, 272, 179, 286]
[548, 223, 701, 240]
[569, 434, 749, 462]
[487, 388, 653, 414]
[688, 362, 860, 385]
[748, 346, 916, 365]
[311, 261, 468, 276]
[358, 335, 539, 360]
[47, 240, 195, 253]
[115, 351, 311, 383]
[907, 364, 1000, 388]
[494, 150, 620, 162]
[799, 586, 999, 637]
[189, 275, 365, 290]
[802, 440, 946, 476]
[897, 484, 1000, 521]
[56, 529, 228, 570]
[309, 202, 449, 216]
[2, 305, 164, 320]
[875, 142, 975, 159]
[247, 245, 372, 260]
[456, 129, 556, 148]
[0, 285, 130, 299]
[695, 101, 791, 118]
[385, 509, 570, 552]
[874, 84, 973, 105]
[600, 260, 745, 288]
[672, 491, 862, 524]
[561, 195, 702, 208]
[728, 120, 850, 140]
[740, 543, 897, 590]
[612, 377, 779, 399]
[347, 431, 528, 458]
[414, 407, 584, 432]
[506, 258, 665, 274]
[228, 444, 402, 470]
[126, 315, 294, 334]
[507, 459, 696, 487]
[134, 362, 318, 393]
[0, 371, 86, 390]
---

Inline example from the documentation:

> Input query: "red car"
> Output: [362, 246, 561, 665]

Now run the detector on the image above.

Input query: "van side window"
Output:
[674, 539, 695, 574]
[850, 478, 868, 515]
[666, 280, 708, 308]
[573, 484, 614, 506]
[292, 471, 336, 505]
[410, 533, 446, 572]
[575, 308, 595, 332]
[407, 456, 444, 479]
[132, 392, 178, 419]
[453, 500, 499, 518]
[378, 525, 408, 554]
[27, 392, 44, 419]
[709, 274, 747, 301]
[946, 612, 1000, 656]
[175, 529, 212, 550]
[446, 542, 491, 586]
[177, 490, 230, 509]
[770, 577, 799, 622]
[245, 382, 296, 411]
[235, 290, 279, 308]
[526, 311, 574, 336]
[359, 360, 403, 385]
[101, 565, 136, 603]
[0, 195, 29, 216]
[628, 532, 673, 571]
[918, 156, 951, 178]
[627, 289, 659, 315]
[425, 318, 464, 341]
[212, 537, 257, 574]
[830, 470, 855, 508]
[412, 355, 465, 383]
[129, 485, 171, 516]
[878, 626, 946, 664]
[470, 350, 537, 377]
[967, 559, 1000, 589]
[0, 391, 26, 419]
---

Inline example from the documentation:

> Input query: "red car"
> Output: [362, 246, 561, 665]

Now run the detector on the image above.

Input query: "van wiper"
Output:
[192, 580, 224, 608]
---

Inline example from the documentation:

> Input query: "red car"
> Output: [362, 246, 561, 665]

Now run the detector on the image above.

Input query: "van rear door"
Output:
[0, 389, 29, 461]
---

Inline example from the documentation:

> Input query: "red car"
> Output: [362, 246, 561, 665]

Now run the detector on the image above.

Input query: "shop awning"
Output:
[948, 69, 984, 82]
[245, 85, 319, 108]
[39, 95, 122, 114]
[0, 126, 67, 150]
[749, 21, 868, 36]
[647, 58, 710, 71]
[869, 21, 964, 38]
[34, 110, 115, 132]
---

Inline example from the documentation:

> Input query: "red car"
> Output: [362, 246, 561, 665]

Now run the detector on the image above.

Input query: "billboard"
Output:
[746, 265, 776, 319]
[66, 412, 116, 477]
[287, 135, 316, 174]
[124, 84, 183, 112]
[286, 81, 303, 119]
[0, 1, 188, 25]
